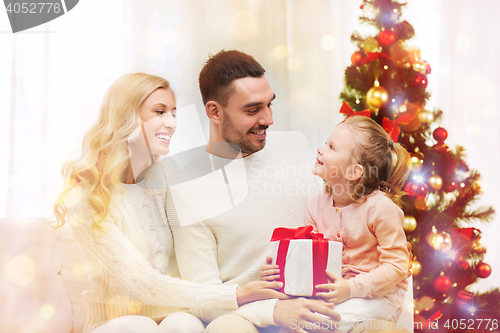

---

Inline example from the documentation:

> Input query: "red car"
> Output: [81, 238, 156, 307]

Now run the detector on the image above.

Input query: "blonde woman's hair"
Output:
[53, 73, 173, 230]
[325, 115, 411, 207]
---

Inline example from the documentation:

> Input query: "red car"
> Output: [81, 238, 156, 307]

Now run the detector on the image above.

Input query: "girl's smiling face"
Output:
[138, 88, 177, 156]
[313, 124, 359, 186]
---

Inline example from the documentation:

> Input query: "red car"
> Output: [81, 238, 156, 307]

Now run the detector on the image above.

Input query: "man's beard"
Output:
[220, 112, 268, 156]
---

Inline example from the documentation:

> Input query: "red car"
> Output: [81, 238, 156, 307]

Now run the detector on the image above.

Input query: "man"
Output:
[167, 50, 410, 333]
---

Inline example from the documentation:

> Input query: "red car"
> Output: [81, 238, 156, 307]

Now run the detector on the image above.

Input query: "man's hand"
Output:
[407, 241, 413, 278]
[274, 298, 341, 333]
[260, 256, 281, 281]
[236, 280, 289, 306]
[314, 271, 350, 305]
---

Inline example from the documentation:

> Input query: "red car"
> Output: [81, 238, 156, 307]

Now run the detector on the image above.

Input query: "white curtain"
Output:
[1, 0, 498, 292]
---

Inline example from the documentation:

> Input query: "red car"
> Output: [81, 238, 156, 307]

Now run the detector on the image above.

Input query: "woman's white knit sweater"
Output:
[64, 168, 238, 332]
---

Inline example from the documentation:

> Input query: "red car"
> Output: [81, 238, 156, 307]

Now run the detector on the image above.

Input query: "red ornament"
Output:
[443, 180, 457, 192]
[476, 262, 492, 278]
[404, 181, 428, 198]
[379, 30, 396, 46]
[451, 227, 481, 255]
[458, 259, 470, 270]
[360, 5, 364, 9]
[434, 275, 451, 293]
[433, 143, 450, 153]
[351, 51, 364, 66]
[433, 127, 448, 143]
[414, 315, 426, 329]
[457, 290, 474, 309]
[432, 150, 456, 175]
[394, 21, 414, 39]
[412, 73, 428, 88]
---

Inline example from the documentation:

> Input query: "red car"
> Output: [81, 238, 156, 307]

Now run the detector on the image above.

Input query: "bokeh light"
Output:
[321, 35, 336, 50]
[40, 305, 55, 319]
[128, 300, 143, 314]
[72, 263, 86, 277]
[272, 45, 287, 59]
[68, 213, 84, 227]
[7, 255, 36, 286]
[230, 12, 259, 40]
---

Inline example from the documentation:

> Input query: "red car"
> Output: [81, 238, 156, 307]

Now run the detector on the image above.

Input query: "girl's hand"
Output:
[407, 241, 414, 278]
[314, 271, 351, 304]
[236, 280, 289, 306]
[259, 256, 281, 282]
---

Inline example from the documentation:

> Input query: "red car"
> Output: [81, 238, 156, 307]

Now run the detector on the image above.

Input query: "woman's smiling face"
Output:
[139, 88, 177, 156]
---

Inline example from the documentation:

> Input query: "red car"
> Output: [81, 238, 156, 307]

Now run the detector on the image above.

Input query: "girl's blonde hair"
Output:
[325, 115, 411, 207]
[53, 73, 173, 230]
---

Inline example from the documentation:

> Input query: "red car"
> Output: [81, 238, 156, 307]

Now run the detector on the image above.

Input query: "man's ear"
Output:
[206, 101, 221, 124]
[346, 164, 364, 181]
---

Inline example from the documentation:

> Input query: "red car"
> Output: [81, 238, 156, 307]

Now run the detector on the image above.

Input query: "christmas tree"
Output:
[339, 1, 500, 332]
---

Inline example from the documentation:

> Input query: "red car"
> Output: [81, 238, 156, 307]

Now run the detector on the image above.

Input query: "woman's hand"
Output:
[259, 256, 280, 282]
[314, 271, 350, 305]
[236, 280, 289, 306]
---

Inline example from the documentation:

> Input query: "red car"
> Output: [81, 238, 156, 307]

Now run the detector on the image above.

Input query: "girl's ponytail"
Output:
[386, 142, 411, 206]
[341, 116, 412, 207]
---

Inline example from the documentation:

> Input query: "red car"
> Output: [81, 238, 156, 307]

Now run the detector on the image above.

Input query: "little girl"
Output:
[261, 115, 411, 326]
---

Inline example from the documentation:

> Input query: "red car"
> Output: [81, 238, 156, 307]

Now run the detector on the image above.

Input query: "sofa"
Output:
[0, 217, 414, 333]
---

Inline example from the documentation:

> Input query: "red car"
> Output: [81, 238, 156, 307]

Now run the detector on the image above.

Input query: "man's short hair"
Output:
[199, 50, 266, 107]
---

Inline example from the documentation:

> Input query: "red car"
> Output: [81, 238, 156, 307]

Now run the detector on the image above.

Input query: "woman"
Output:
[53, 73, 284, 333]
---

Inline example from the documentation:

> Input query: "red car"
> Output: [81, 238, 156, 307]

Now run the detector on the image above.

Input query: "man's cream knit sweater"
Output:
[168, 131, 320, 327]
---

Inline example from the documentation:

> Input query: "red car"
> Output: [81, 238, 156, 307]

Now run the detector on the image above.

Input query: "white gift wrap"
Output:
[271, 239, 342, 296]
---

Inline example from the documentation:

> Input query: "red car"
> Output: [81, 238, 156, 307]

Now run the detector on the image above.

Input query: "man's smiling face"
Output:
[219, 76, 275, 156]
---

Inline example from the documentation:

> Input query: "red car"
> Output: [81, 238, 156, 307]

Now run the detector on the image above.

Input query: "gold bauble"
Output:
[410, 154, 424, 172]
[413, 61, 426, 73]
[362, 37, 380, 53]
[414, 197, 427, 210]
[472, 182, 482, 194]
[438, 231, 453, 252]
[366, 86, 389, 109]
[427, 230, 452, 252]
[414, 299, 423, 313]
[411, 259, 422, 276]
[428, 174, 443, 191]
[427, 231, 440, 249]
[472, 238, 487, 253]
[405, 102, 423, 116]
[403, 216, 417, 232]
[419, 296, 434, 311]
[389, 40, 410, 68]
[407, 46, 422, 64]
[418, 109, 434, 124]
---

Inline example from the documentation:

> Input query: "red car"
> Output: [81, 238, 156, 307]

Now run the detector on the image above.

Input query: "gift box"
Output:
[271, 226, 342, 296]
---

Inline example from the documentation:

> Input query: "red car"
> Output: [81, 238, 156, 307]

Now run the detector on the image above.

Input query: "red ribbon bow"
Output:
[271, 226, 329, 296]
[382, 114, 411, 142]
[271, 225, 326, 241]
[360, 52, 390, 66]
[339, 101, 371, 122]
